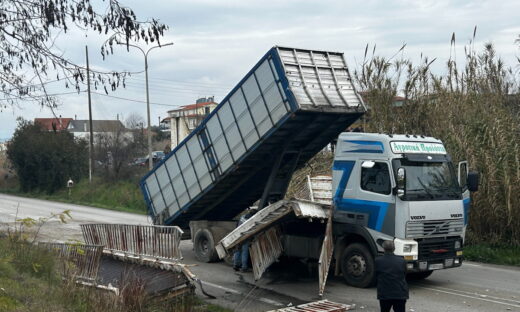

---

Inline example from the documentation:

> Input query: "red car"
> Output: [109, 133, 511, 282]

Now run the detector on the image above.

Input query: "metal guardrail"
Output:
[38, 242, 104, 281]
[80, 224, 183, 261]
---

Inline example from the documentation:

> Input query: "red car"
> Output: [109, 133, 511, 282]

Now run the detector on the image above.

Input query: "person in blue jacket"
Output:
[233, 207, 258, 272]
[375, 240, 409, 312]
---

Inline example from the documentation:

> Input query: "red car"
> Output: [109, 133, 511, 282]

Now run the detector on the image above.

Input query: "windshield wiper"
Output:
[417, 178, 435, 199]
[436, 186, 461, 199]
[406, 189, 433, 200]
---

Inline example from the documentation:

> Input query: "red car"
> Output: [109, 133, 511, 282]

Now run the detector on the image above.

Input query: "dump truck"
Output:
[140, 46, 478, 293]
[140, 45, 365, 256]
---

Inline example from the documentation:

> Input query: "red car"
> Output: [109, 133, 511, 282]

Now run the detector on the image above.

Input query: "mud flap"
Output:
[249, 226, 283, 280]
[318, 211, 334, 297]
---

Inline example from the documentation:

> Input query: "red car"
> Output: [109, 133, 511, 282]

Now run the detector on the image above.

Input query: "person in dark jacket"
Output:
[375, 240, 409, 312]
[233, 207, 257, 272]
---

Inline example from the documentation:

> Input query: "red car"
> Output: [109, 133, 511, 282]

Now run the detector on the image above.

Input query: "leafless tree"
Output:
[95, 124, 144, 180]
[0, 0, 167, 110]
[125, 112, 145, 129]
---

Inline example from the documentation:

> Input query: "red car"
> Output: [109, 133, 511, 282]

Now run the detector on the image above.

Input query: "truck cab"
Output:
[332, 132, 478, 287]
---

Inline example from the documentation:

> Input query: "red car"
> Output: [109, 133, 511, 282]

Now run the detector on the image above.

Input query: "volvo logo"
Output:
[427, 221, 450, 236]
[451, 213, 462, 218]
[410, 215, 426, 220]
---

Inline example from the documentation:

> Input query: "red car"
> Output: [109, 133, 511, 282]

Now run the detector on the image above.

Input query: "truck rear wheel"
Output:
[193, 229, 219, 263]
[340, 243, 375, 288]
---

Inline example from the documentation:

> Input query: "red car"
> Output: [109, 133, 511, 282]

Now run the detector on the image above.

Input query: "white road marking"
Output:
[202, 281, 284, 307]
[420, 284, 520, 304]
[416, 286, 520, 309]
[463, 262, 520, 273]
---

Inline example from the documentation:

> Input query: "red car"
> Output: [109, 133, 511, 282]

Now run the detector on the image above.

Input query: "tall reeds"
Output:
[354, 39, 520, 244]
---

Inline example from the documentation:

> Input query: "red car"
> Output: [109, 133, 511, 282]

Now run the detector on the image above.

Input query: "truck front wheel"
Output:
[340, 243, 375, 288]
[193, 229, 219, 263]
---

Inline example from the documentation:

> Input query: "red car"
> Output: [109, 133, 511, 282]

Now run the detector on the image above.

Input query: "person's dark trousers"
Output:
[379, 299, 406, 312]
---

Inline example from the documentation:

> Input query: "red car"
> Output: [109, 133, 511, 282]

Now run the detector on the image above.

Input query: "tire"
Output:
[340, 243, 375, 288]
[193, 229, 219, 263]
[407, 270, 433, 280]
[223, 254, 234, 266]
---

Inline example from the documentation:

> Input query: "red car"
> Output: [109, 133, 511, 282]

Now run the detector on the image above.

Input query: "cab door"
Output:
[334, 159, 395, 235]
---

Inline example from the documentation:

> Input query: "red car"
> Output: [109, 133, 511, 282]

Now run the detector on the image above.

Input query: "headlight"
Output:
[403, 244, 413, 253]
[454, 240, 461, 249]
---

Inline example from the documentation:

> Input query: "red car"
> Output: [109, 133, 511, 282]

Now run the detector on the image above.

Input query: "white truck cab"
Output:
[332, 132, 478, 287]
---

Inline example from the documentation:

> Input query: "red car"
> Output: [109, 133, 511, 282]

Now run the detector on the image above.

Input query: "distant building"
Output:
[168, 97, 218, 147]
[67, 119, 132, 144]
[34, 117, 73, 131]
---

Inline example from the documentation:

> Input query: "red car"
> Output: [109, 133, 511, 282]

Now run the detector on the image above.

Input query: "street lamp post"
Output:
[118, 41, 173, 170]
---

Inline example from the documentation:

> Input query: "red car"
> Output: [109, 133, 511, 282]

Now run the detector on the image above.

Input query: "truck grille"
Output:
[406, 219, 464, 238]
[418, 238, 457, 260]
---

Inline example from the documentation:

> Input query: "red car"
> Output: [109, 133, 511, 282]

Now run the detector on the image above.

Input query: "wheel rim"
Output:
[347, 253, 367, 278]
[199, 237, 209, 255]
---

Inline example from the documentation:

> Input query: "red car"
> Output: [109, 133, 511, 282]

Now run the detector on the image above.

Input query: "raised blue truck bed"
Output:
[140, 46, 366, 230]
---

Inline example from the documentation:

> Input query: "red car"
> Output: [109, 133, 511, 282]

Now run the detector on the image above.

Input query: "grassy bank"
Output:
[0, 177, 147, 215]
[464, 244, 520, 267]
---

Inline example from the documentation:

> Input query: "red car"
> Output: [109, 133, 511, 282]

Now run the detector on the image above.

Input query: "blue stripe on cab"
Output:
[463, 198, 470, 225]
[333, 159, 389, 232]
[336, 198, 389, 231]
[332, 160, 355, 199]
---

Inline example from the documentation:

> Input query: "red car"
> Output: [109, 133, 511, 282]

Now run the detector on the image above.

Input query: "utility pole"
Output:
[86, 46, 94, 183]
[118, 41, 173, 170]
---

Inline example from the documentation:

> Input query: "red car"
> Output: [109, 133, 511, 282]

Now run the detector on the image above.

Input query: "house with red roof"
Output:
[34, 117, 73, 132]
[167, 97, 218, 147]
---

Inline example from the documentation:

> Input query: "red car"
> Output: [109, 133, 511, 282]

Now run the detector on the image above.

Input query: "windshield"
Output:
[393, 158, 461, 201]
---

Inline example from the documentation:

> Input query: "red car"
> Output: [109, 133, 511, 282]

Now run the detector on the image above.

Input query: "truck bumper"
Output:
[405, 252, 464, 272]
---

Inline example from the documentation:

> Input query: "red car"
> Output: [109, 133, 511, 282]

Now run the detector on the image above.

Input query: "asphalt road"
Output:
[1, 193, 519, 312]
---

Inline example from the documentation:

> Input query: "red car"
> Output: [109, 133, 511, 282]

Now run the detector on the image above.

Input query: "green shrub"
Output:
[7, 119, 88, 194]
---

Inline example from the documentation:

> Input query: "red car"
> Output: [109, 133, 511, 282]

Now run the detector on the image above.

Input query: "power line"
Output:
[125, 76, 232, 89]
[122, 82, 228, 97]
[122, 84, 226, 96]
[123, 80, 229, 92]
[90, 91, 180, 107]
[0, 90, 85, 102]
[1, 88, 206, 108]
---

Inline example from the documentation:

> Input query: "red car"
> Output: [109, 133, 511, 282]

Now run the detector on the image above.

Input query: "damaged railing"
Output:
[78, 223, 213, 298]
[249, 226, 284, 280]
[80, 224, 183, 260]
[318, 212, 334, 297]
[38, 242, 104, 281]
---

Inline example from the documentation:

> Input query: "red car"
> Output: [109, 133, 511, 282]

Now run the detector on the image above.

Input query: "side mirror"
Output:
[467, 171, 479, 192]
[396, 167, 406, 198]
[458, 161, 468, 189]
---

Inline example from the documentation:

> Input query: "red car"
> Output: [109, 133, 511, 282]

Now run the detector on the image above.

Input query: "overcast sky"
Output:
[1, 0, 519, 140]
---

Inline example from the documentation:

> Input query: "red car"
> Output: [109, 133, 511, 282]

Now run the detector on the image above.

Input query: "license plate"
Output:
[429, 263, 444, 270]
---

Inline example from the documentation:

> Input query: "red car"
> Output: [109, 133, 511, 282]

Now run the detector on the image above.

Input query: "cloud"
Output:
[1, 0, 519, 140]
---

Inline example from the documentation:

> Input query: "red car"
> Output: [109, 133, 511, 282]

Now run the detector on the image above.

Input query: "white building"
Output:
[67, 120, 133, 144]
[168, 97, 218, 148]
